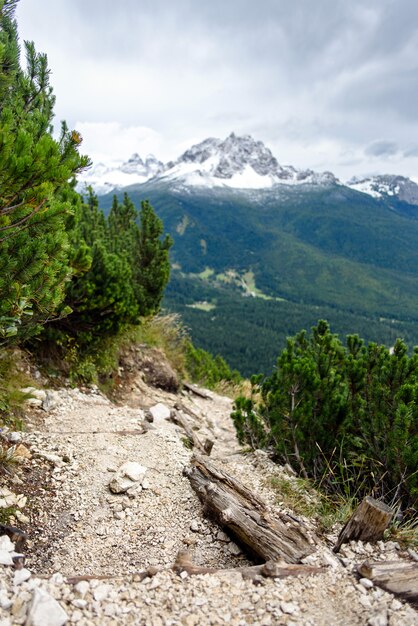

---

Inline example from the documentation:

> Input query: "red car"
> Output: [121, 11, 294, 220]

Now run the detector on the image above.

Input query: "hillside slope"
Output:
[99, 180, 418, 375]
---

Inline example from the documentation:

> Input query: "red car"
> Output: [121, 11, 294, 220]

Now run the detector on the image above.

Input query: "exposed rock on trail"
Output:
[0, 380, 417, 625]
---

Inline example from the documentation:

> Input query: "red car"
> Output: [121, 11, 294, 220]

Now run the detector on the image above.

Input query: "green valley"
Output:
[98, 180, 418, 376]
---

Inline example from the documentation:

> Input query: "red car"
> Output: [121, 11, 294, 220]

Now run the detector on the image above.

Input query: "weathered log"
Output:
[183, 382, 211, 399]
[173, 550, 324, 581]
[334, 496, 394, 553]
[358, 560, 418, 605]
[184, 454, 315, 564]
[170, 410, 208, 454]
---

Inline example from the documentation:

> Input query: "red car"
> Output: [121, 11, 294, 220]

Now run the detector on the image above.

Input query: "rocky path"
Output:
[0, 381, 417, 625]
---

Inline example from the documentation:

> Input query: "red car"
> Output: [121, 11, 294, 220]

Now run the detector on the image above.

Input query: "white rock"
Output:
[149, 403, 171, 422]
[109, 461, 147, 494]
[26, 588, 68, 626]
[0, 590, 12, 610]
[280, 602, 298, 615]
[0, 535, 15, 552]
[13, 568, 31, 585]
[390, 599, 402, 611]
[0, 549, 14, 565]
[74, 580, 90, 597]
[359, 577, 374, 589]
[39, 453, 63, 466]
[72, 598, 87, 609]
[8, 432, 22, 443]
[108, 476, 135, 494]
[93, 583, 112, 602]
[322, 551, 341, 569]
[118, 461, 147, 482]
[190, 520, 200, 532]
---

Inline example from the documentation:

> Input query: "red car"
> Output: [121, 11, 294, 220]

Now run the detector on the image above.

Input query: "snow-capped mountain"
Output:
[160, 133, 337, 189]
[79, 153, 164, 195]
[78, 133, 337, 193]
[78, 132, 418, 203]
[347, 175, 418, 205]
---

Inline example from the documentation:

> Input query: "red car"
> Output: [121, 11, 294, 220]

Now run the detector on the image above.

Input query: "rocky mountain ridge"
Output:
[78, 133, 418, 204]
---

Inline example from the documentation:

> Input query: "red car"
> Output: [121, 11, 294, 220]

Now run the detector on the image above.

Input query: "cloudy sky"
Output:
[16, 0, 418, 181]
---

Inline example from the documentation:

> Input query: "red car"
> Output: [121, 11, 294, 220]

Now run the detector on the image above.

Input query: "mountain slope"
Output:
[95, 134, 418, 374]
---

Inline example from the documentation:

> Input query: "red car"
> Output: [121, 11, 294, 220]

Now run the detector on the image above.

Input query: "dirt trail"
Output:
[0, 382, 417, 625]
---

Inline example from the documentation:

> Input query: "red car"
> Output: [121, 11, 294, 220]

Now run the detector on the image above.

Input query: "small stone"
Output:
[15, 511, 30, 524]
[93, 584, 112, 602]
[141, 479, 150, 490]
[114, 510, 125, 520]
[13, 567, 31, 585]
[359, 577, 374, 589]
[118, 461, 147, 482]
[0, 590, 12, 610]
[50, 573, 65, 585]
[407, 548, 418, 562]
[216, 530, 230, 543]
[0, 549, 14, 565]
[72, 599, 87, 609]
[280, 602, 298, 615]
[368, 610, 388, 626]
[322, 552, 341, 568]
[26, 587, 68, 626]
[148, 403, 171, 422]
[227, 542, 242, 556]
[74, 581, 90, 596]
[390, 599, 402, 611]
[180, 571, 188, 579]
[190, 520, 200, 532]
[8, 432, 22, 443]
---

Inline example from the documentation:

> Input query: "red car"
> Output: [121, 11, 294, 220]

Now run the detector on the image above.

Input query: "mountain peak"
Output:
[78, 133, 339, 193]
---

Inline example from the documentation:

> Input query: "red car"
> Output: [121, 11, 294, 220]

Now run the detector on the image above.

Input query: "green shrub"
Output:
[232, 321, 418, 514]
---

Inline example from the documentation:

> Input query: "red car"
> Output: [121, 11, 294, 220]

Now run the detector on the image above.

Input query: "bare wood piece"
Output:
[358, 560, 418, 605]
[173, 550, 324, 581]
[170, 410, 208, 454]
[184, 454, 315, 564]
[333, 496, 394, 553]
[183, 382, 211, 399]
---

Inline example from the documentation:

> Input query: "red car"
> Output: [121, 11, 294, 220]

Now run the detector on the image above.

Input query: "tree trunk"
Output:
[334, 496, 394, 553]
[184, 454, 315, 564]
[358, 560, 418, 605]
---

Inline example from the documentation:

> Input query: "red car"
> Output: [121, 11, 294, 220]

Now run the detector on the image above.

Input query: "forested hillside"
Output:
[99, 180, 418, 375]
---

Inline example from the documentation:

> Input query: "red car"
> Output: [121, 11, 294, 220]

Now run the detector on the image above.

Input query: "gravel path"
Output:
[0, 382, 416, 625]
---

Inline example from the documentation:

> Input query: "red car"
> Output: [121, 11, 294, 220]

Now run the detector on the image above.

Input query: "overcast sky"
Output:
[15, 0, 418, 181]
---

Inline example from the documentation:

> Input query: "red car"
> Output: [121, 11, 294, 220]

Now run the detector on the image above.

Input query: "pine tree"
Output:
[0, 0, 89, 343]
[134, 200, 172, 316]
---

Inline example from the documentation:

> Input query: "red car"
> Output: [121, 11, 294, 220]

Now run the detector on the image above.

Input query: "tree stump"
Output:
[333, 496, 394, 553]
[184, 454, 315, 563]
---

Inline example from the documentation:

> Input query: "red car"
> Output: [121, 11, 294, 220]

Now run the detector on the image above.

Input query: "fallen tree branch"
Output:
[183, 382, 211, 399]
[184, 454, 316, 563]
[170, 409, 210, 454]
[358, 560, 418, 606]
[173, 550, 324, 581]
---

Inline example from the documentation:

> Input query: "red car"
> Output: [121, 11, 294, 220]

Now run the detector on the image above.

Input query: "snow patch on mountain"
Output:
[347, 175, 418, 205]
